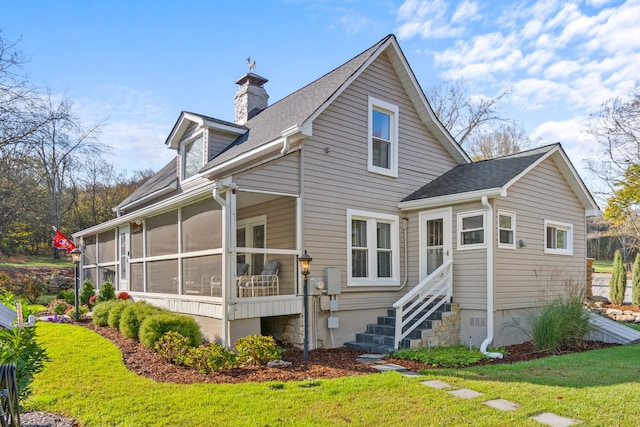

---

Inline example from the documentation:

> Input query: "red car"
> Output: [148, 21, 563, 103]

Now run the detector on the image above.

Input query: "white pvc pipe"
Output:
[480, 196, 503, 359]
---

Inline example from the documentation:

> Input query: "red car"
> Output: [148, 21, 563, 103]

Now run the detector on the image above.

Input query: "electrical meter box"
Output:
[324, 267, 341, 295]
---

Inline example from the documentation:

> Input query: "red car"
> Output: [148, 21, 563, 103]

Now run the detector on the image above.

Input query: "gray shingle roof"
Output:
[402, 144, 558, 202]
[116, 157, 178, 211]
[202, 35, 393, 170]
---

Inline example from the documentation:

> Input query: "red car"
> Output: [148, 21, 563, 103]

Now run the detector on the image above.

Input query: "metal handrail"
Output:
[393, 259, 453, 349]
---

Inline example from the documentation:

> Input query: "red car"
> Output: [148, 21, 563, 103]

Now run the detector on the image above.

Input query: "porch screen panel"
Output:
[83, 235, 96, 266]
[130, 262, 144, 292]
[181, 199, 222, 252]
[146, 259, 178, 294]
[83, 267, 97, 288]
[182, 255, 222, 296]
[98, 267, 116, 288]
[146, 210, 178, 256]
[98, 230, 116, 263]
[130, 224, 144, 259]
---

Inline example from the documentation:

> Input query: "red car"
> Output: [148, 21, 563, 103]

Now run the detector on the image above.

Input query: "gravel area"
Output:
[20, 411, 77, 427]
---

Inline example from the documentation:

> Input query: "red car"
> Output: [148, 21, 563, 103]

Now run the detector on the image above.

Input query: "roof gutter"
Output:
[398, 188, 504, 211]
[480, 195, 503, 359]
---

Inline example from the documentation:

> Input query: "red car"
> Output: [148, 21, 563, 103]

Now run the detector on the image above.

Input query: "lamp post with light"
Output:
[71, 248, 81, 321]
[299, 250, 312, 361]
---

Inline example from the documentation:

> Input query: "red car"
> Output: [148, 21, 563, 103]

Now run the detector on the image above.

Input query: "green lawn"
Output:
[0, 255, 73, 268]
[26, 322, 640, 426]
[592, 259, 613, 273]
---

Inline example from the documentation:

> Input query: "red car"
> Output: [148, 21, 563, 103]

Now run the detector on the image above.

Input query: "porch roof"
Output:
[115, 158, 179, 213]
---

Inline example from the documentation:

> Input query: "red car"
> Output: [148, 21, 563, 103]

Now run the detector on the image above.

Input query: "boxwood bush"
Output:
[107, 300, 132, 330]
[119, 302, 163, 339]
[139, 313, 202, 348]
[92, 300, 122, 326]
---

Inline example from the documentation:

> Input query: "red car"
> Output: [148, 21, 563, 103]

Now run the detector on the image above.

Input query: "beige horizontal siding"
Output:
[494, 157, 587, 310]
[234, 152, 300, 194]
[301, 51, 460, 304]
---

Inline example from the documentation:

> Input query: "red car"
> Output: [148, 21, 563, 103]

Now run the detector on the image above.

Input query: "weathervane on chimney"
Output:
[246, 56, 256, 72]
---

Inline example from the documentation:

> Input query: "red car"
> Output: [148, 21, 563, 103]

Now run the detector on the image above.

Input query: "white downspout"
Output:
[213, 184, 231, 347]
[480, 196, 503, 359]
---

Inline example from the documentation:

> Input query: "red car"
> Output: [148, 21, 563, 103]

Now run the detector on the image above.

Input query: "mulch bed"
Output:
[79, 321, 619, 384]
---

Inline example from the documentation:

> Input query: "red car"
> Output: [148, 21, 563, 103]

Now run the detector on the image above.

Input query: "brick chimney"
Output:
[234, 73, 269, 125]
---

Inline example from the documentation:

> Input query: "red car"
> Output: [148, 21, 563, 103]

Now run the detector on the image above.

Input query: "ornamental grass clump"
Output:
[139, 313, 202, 348]
[528, 296, 590, 351]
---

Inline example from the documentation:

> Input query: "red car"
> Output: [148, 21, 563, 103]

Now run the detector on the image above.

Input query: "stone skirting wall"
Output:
[590, 306, 640, 323]
[412, 303, 461, 349]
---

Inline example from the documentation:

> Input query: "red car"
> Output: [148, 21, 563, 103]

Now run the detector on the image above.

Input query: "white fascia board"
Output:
[115, 182, 178, 213]
[201, 138, 286, 179]
[201, 118, 246, 136]
[586, 209, 602, 217]
[74, 181, 219, 238]
[398, 188, 503, 211]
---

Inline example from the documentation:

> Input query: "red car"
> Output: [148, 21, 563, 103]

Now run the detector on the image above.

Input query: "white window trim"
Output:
[367, 96, 399, 178]
[498, 210, 516, 250]
[180, 132, 205, 182]
[457, 210, 487, 250]
[347, 209, 400, 286]
[544, 219, 573, 255]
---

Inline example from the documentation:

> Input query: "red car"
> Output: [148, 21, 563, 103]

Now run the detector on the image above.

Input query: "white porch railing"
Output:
[392, 259, 453, 349]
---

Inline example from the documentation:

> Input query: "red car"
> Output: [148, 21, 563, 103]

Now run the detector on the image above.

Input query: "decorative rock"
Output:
[267, 360, 292, 368]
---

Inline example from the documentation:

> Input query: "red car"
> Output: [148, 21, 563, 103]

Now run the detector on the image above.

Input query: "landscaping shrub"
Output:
[96, 281, 116, 304]
[609, 250, 626, 305]
[139, 313, 202, 348]
[46, 298, 72, 316]
[235, 334, 282, 366]
[184, 343, 237, 373]
[79, 279, 96, 307]
[528, 296, 590, 351]
[116, 291, 130, 300]
[632, 253, 640, 307]
[154, 331, 192, 365]
[0, 326, 48, 401]
[65, 304, 89, 319]
[92, 300, 122, 326]
[56, 289, 75, 305]
[394, 345, 486, 368]
[19, 274, 46, 304]
[119, 302, 163, 339]
[107, 300, 132, 330]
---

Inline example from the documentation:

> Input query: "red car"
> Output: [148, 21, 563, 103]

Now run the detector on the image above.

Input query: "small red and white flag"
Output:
[52, 226, 76, 253]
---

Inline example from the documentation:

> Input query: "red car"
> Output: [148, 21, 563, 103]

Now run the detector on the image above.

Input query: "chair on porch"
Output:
[237, 260, 280, 297]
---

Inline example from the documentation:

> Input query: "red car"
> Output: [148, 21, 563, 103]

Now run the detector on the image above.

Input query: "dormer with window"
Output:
[181, 133, 205, 181]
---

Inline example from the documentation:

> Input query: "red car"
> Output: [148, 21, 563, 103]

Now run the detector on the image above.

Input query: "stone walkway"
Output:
[356, 354, 582, 426]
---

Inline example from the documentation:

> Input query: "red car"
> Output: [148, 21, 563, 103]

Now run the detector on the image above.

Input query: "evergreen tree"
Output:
[632, 253, 640, 307]
[609, 250, 626, 305]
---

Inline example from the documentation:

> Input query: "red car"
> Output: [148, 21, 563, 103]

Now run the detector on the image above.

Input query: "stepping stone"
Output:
[401, 371, 420, 378]
[420, 380, 451, 389]
[448, 388, 483, 399]
[484, 398, 521, 411]
[372, 363, 407, 372]
[531, 412, 581, 427]
[356, 354, 386, 364]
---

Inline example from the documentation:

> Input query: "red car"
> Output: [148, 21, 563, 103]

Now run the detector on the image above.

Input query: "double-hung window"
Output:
[348, 209, 399, 286]
[544, 220, 573, 255]
[457, 211, 486, 250]
[182, 134, 204, 180]
[498, 211, 516, 249]
[368, 96, 399, 177]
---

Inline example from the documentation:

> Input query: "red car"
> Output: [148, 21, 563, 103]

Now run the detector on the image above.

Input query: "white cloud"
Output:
[543, 59, 581, 80]
[451, 0, 480, 23]
[396, 0, 466, 39]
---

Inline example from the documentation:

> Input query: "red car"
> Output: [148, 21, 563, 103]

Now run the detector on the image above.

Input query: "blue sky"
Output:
[3, 0, 639, 196]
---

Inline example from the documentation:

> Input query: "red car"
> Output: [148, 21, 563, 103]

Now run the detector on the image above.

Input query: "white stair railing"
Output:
[392, 259, 453, 349]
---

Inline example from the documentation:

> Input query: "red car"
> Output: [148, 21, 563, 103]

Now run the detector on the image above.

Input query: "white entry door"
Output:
[119, 225, 130, 291]
[419, 208, 452, 279]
